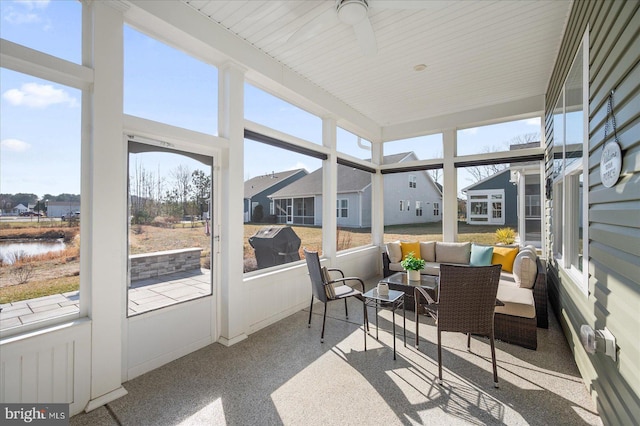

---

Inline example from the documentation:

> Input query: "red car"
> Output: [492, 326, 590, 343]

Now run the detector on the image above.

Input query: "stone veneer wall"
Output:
[129, 247, 202, 282]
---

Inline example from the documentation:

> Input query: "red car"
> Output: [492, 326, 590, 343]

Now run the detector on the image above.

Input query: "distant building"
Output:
[269, 152, 442, 227]
[47, 201, 81, 218]
[243, 169, 308, 223]
[12, 203, 29, 215]
[461, 141, 542, 247]
[462, 169, 516, 226]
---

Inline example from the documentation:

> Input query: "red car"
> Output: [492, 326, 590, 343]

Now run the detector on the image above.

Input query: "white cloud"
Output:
[2, 82, 78, 108]
[462, 127, 478, 135]
[3, 1, 49, 25]
[1, 138, 31, 152]
[14, 0, 50, 10]
[525, 118, 541, 126]
[3, 9, 39, 24]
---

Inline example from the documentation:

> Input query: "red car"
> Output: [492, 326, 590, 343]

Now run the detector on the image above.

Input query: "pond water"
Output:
[0, 239, 66, 264]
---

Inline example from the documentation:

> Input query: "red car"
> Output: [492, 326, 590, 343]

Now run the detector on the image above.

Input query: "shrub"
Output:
[495, 227, 516, 244]
[11, 264, 35, 284]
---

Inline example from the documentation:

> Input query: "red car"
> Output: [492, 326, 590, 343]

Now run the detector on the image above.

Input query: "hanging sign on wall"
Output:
[601, 90, 623, 188]
[600, 141, 622, 188]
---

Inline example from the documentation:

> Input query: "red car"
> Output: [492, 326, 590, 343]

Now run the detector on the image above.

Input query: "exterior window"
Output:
[467, 191, 503, 224]
[0, 68, 82, 333]
[244, 137, 322, 272]
[335, 160, 372, 250]
[124, 26, 217, 135]
[0, 1, 81, 64]
[433, 202, 440, 216]
[551, 38, 588, 292]
[406, 200, 410, 211]
[409, 175, 417, 188]
[337, 199, 348, 218]
[399, 200, 404, 211]
[415, 201, 423, 216]
[128, 142, 214, 316]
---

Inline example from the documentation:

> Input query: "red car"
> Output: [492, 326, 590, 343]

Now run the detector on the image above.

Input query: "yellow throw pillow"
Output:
[492, 246, 519, 273]
[400, 241, 421, 260]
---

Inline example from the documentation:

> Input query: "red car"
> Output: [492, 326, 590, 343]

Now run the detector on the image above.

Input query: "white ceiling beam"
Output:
[381, 95, 545, 142]
[0, 39, 93, 90]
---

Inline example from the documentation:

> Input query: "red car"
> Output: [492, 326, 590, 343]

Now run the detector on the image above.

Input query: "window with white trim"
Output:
[337, 199, 348, 218]
[551, 35, 588, 293]
[415, 201, 423, 216]
[409, 174, 417, 188]
[0, 0, 83, 335]
[433, 202, 440, 216]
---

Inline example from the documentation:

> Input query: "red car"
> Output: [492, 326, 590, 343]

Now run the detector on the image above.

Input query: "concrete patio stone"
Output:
[1, 269, 212, 330]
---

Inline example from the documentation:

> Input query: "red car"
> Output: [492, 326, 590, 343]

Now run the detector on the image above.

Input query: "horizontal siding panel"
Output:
[588, 163, 640, 203]
[589, 200, 640, 227]
[547, 3, 640, 422]
[590, 241, 640, 291]
[589, 60, 640, 149]
[558, 263, 640, 426]
[590, 1, 638, 96]
[588, 222, 640, 256]
[591, 356, 639, 426]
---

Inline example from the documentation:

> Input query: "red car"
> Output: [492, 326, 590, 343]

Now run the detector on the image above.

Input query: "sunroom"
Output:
[0, 1, 638, 424]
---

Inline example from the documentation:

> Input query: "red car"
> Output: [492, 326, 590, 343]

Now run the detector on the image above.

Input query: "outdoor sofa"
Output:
[382, 241, 548, 350]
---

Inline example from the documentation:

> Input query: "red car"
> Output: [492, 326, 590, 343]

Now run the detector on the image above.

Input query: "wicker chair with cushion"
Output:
[304, 249, 368, 343]
[414, 263, 503, 388]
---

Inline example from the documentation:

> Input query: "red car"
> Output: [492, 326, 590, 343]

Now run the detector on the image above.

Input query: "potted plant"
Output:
[495, 227, 516, 245]
[400, 251, 425, 281]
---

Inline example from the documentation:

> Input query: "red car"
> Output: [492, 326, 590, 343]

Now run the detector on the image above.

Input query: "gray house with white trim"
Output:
[243, 169, 307, 222]
[269, 152, 442, 227]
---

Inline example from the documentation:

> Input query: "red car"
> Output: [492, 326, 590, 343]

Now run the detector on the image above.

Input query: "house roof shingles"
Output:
[244, 169, 306, 198]
[270, 152, 417, 198]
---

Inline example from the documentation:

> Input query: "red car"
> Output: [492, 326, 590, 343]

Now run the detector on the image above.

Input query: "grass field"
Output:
[1, 220, 513, 303]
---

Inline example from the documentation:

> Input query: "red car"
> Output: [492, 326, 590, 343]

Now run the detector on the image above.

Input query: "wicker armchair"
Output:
[415, 264, 502, 388]
[304, 249, 368, 343]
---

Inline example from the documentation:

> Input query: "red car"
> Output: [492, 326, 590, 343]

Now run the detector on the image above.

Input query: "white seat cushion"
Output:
[496, 284, 536, 318]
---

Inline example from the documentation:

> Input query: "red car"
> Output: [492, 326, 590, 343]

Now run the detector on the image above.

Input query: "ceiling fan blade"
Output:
[370, 0, 433, 9]
[287, 7, 338, 45]
[353, 16, 378, 56]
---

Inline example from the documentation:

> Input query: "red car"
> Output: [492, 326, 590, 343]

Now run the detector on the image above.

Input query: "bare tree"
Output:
[466, 133, 540, 183]
[167, 165, 192, 216]
[428, 168, 442, 185]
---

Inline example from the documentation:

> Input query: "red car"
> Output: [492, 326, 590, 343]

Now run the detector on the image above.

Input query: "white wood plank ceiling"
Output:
[182, 0, 571, 130]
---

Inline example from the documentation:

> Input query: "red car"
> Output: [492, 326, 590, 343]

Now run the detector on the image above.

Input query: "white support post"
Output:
[371, 141, 384, 248]
[322, 117, 337, 261]
[217, 61, 248, 346]
[442, 129, 458, 242]
[84, 0, 128, 411]
[517, 171, 526, 245]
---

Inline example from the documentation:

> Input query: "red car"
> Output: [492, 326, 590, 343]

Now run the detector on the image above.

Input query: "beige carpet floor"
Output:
[71, 285, 601, 425]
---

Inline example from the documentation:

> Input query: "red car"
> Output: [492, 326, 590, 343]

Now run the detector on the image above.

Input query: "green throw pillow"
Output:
[470, 244, 494, 266]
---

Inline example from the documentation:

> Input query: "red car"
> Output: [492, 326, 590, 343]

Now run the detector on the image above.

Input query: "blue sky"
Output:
[1, 0, 543, 199]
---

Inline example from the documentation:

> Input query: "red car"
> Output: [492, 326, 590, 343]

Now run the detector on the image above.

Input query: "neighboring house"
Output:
[462, 169, 517, 226]
[47, 201, 82, 218]
[243, 169, 307, 223]
[462, 142, 543, 247]
[12, 203, 29, 215]
[269, 152, 442, 227]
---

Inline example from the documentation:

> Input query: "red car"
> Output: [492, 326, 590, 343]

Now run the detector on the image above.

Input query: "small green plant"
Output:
[400, 251, 425, 271]
[495, 227, 516, 244]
